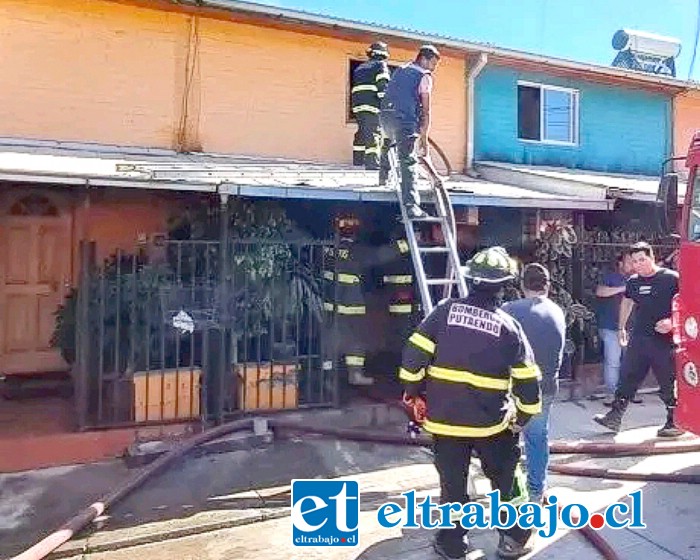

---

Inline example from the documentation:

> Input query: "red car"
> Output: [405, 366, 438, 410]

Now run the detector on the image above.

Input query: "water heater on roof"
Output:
[611, 29, 681, 77]
[612, 29, 682, 59]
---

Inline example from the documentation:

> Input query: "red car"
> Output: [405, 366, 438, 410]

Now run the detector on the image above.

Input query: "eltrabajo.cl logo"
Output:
[291, 479, 360, 547]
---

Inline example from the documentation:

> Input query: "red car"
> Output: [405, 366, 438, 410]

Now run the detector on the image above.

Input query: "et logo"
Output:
[290, 479, 360, 547]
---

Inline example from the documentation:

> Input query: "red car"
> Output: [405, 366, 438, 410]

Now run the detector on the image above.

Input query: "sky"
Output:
[261, 0, 700, 80]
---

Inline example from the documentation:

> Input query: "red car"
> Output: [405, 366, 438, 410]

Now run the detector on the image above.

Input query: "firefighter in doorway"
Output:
[351, 42, 391, 169]
[399, 246, 541, 559]
[381, 227, 420, 343]
[323, 213, 374, 385]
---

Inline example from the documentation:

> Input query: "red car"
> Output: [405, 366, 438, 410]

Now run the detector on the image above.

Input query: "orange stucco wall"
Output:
[81, 191, 176, 264]
[674, 90, 700, 162]
[0, 0, 468, 170]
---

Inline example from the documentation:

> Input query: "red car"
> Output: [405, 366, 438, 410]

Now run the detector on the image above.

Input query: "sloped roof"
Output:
[202, 0, 693, 92]
[0, 139, 612, 210]
[475, 161, 686, 204]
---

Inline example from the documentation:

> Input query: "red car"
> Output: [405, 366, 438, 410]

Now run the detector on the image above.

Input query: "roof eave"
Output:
[199, 0, 692, 92]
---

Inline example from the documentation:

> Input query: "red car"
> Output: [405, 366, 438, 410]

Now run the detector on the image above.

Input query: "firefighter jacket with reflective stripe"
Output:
[322, 239, 366, 315]
[399, 295, 542, 438]
[351, 59, 390, 114]
[381, 239, 417, 315]
[381, 62, 429, 127]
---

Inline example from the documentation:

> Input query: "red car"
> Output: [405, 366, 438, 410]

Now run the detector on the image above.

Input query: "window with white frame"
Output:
[517, 82, 579, 144]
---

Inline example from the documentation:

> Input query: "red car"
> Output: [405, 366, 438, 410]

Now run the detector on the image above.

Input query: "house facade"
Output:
[0, 0, 695, 451]
[0, 0, 468, 384]
[474, 64, 673, 175]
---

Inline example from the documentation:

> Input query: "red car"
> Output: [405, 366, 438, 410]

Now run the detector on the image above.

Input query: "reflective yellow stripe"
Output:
[377, 91, 385, 98]
[511, 364, 541, 380]
[323, 302, 366, 315]
[423, 418, 510, 438]
[428, 366, 510, 390]
[376, 72, 391, 82]
[323, 270, 361, 284]
[345, 355, 365, 367]
[352, 105, 380, 114]
[408, 332, 435, 355]
[383, 274, 412, 284]
[365, 146, 380, 155]
[389, 304, 413, 314]
[515, 397, 542, 415]
[399, 367, 424, 382]
[353, 146, 364, 152]
[397, 240, 409, 253]
[352, 84, 378, 93]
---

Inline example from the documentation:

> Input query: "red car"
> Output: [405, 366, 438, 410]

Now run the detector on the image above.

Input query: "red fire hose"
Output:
[542, 494, 622, 560]
[9, 418, 700, 560]
[10, 418, 254, 560]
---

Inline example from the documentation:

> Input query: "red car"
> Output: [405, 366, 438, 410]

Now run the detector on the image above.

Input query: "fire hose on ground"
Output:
[9, 417, 700, 560]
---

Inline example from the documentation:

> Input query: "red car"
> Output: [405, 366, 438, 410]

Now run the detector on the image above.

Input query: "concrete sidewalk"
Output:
[5, 397, 700, 560]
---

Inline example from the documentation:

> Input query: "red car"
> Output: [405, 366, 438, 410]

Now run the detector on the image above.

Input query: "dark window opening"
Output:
[518, 85, 541, 141]
[517, 83, 578, 144]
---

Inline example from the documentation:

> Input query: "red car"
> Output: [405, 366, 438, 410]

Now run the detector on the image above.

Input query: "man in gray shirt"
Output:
[502, 263, 566, 504]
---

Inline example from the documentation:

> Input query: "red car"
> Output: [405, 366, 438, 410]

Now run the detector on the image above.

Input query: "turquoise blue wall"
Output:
[474, 66, 672, 176]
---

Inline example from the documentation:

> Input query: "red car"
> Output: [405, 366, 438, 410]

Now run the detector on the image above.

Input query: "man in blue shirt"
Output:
[502, 263, 566, 504]
[379, 45, 440, 218]
[595, 253, 640, 406]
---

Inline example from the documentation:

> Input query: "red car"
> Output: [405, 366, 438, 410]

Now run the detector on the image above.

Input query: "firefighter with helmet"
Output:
[351, 41, 391, 169]
[323, 213, 373, 385]
[379, 224, 420, 347]
[399, 246, 542, 559]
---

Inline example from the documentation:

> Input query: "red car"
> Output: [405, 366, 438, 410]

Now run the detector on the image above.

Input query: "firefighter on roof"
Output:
[399, 246, 542, 559]
[323, 213, 373, 385]
[351, 42, 391, 170]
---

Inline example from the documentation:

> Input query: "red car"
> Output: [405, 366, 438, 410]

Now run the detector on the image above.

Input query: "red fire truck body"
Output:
[664, 132, 700, 435]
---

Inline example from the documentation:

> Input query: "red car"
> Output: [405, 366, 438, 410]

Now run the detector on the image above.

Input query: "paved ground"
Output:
[3, 396, 700, 560]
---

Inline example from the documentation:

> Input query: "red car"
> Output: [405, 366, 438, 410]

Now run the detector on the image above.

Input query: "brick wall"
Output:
[0, 0, 467, 169]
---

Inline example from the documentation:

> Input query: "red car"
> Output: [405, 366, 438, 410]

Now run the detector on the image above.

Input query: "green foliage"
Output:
[51, 255, 173, 371]
[51, 198, 325, 374]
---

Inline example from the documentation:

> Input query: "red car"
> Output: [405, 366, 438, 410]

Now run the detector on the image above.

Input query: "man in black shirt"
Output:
[593, 242, 683, 437]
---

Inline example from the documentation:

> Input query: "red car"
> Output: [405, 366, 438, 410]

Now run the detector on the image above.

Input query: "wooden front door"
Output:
[0, 193, 73, 375]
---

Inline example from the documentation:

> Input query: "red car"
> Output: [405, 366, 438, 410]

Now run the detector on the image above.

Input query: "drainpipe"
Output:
[465, 53, 488, 176]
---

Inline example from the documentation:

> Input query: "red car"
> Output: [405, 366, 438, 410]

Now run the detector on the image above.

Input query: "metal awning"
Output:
[0, 140, 613, 210]
[475, 161, 687, 204]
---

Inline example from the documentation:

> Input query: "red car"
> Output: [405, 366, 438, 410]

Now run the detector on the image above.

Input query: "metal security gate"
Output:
[69, 237, 337, 429]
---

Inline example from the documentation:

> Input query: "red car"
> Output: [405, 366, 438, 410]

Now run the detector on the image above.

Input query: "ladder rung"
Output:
[426, 278, 457, 286]
[418, 246, 450, 253]
[408, 216, 444, 223]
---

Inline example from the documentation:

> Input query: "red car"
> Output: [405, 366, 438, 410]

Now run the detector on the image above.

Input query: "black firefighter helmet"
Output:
[367, 41, 389, 59]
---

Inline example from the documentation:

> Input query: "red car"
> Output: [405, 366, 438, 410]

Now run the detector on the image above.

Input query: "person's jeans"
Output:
[378, 112, 421, 209]
[522, 394, 554, 500]
[599, 328, 623, 394]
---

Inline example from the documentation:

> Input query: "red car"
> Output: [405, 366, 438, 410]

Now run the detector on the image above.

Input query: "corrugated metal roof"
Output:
[205, 0, 694, 91]
[0, 139, 612, 210]
[475, 161, 686, 204]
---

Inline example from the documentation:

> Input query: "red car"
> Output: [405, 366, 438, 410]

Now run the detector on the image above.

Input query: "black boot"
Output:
[593, 396, 628, 433]
[432, 529, 467, 560]
[657, 407, 684, 438]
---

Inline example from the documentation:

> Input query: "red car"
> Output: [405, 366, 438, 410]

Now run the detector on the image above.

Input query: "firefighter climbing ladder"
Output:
[386, 147, 468, 317]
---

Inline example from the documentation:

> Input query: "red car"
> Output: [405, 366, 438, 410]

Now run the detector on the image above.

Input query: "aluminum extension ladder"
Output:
[387, 147, 468, 317]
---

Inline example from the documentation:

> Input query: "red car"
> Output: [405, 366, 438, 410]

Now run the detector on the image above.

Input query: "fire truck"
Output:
[657, 131, 700, 436]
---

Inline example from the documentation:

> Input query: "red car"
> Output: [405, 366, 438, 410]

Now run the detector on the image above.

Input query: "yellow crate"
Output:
[236, 362, 298, 411]
[133, 368, 201, 423]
